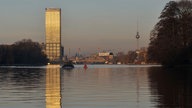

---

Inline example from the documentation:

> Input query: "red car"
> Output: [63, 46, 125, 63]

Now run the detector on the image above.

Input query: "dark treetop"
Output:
[148, 0, 192, 67]
[0, 39, 48, 66]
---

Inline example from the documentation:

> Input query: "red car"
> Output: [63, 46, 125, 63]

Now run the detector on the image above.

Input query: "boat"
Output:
[62, 61, 74, 69]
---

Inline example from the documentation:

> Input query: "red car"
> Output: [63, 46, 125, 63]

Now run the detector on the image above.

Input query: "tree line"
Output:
[148, 0, 192, 67]
[0, 39, 48, 66]
[114, 49, 147, 64]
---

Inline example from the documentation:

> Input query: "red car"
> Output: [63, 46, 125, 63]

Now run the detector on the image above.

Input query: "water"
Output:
[0, 65, 192, 108]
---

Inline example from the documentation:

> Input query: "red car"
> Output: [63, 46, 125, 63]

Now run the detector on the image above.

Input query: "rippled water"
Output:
[0, 65, 191, 108]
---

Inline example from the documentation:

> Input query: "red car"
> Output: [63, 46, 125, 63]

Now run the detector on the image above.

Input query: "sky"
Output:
[0, 0, 170, 55]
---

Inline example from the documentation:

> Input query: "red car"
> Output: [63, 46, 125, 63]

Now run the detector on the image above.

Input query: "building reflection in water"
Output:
[46, 66, 61, 108]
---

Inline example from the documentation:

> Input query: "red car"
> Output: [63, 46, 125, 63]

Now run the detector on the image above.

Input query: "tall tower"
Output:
[135, 20, 141, 64]
[45, 8, 61, 62]
[136, 20, 140, 51]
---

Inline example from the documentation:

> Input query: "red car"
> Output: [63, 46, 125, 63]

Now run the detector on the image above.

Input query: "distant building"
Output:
[99, 52, 114, 64]
[45, 8, 62, 62]
[98, 52, 111, 57]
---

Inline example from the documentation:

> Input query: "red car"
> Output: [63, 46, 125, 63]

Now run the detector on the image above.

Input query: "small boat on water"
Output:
[62, 61, 74, 69]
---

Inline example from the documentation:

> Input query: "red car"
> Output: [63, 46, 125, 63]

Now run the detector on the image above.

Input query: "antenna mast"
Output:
[136, 19, 140, 50]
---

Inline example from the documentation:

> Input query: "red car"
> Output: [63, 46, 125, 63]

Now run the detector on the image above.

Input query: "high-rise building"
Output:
[45, 8, 61, 61]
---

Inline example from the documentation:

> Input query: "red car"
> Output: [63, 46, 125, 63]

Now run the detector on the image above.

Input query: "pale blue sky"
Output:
[0, 0, 170, 54]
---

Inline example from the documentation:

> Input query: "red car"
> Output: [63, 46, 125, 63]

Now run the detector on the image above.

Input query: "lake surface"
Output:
[0, 65, 192, 108]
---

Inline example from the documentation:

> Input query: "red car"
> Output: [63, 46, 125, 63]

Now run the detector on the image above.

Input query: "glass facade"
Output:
[45, 8, 61, 61]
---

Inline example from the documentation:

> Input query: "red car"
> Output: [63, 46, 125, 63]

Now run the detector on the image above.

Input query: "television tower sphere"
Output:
[136, 32, 140, 39]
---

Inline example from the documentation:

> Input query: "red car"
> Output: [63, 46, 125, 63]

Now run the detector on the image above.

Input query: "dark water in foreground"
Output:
[0, 65, 192, 108]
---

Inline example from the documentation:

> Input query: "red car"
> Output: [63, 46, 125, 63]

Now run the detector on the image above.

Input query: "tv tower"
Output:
[135, 20, 141, 64]
[136, 20, 140, 51]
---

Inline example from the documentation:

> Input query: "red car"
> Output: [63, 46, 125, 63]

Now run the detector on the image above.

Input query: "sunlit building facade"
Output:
[45, 8, 61, 61]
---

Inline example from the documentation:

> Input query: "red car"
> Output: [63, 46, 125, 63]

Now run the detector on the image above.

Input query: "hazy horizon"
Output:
[0, 0, 170, 55]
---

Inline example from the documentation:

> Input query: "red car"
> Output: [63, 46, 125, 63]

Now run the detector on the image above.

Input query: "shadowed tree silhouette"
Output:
[148, 0, 192, 67]
[0, 39, 48, 66]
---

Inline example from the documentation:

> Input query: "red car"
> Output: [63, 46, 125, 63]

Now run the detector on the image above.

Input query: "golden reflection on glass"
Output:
[45, 8, 61, 61]
[46, 66, 61, 108]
